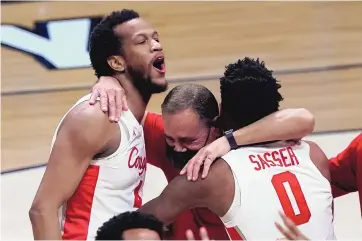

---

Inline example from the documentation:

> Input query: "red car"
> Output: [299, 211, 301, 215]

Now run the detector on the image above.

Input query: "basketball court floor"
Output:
[1, 130, 361, 240]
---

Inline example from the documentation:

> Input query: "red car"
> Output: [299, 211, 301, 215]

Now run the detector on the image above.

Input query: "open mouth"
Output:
[152, 57, 166, 73]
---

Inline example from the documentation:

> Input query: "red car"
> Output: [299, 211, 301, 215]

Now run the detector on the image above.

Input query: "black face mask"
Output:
[166, 129, 211, 170]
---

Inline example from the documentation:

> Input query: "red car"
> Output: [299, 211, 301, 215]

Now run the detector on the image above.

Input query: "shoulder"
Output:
[143, 111, 164, 140]
[304, 141, 325, 159]
[304, 140, 330, 180]
[143, 111, 163, 127]
[58, 101, 116, 143]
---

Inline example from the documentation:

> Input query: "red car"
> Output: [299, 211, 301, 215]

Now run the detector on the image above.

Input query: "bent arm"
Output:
[138, 173, 209, 225]
[329, 133, 361, 197]
[233, 108, 314, 145]
[139, 160, 233, 224]
[29, 103, 113, 240]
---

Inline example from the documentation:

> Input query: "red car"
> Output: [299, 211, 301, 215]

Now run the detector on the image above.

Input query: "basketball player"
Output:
[89, 81, 314, 240]
[95, 211, 165, 240]
[137, 58, 336, 240]
[275, 132, 362, 240]
[88, 75, 314, 240]
[95, 211, 211, 240]
[29, 9, 168, 240]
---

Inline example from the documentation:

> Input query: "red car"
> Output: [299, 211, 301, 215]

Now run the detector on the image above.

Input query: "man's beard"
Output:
[128, 66, 168, 99]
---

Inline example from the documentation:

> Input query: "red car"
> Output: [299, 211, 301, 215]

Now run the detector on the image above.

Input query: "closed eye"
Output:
[165, 135, 174, 142]
[138, 39, 146, 44]
[179, 138, 197, 144]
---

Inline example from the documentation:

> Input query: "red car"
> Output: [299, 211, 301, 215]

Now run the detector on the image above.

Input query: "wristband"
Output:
[224, 129, 238, 150]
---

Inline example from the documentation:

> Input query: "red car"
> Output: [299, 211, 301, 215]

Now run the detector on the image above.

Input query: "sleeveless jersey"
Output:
[50, 94, 147, 240]
[220, 141, 335, 240]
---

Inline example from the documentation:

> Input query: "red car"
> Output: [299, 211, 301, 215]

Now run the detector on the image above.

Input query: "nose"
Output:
[173, 142, 186, 152]
[151, 40, 162, 52]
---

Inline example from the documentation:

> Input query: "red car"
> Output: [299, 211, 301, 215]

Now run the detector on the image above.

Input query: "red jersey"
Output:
[329, 132, 362, 215]
[143, 112, 229, 240]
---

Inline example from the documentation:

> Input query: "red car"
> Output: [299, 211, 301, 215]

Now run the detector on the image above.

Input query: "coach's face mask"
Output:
[166, 129, 211, 170]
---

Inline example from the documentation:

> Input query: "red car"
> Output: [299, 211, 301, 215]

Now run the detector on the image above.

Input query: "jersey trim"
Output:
[226, 226, 245, 240]
[62, 165, 100, 240]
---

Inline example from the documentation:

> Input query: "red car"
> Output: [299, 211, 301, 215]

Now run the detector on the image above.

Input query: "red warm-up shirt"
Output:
[330, 132, 362, 215]
[143, 112, 230, 240]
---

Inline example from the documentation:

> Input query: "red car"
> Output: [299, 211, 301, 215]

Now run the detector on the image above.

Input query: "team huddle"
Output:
[29, 9, 362, 240]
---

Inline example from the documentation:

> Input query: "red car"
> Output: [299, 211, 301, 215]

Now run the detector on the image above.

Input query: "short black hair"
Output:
[95, 211, 165, 240]
[89, 9, 140, 78]
[161, 83, 219, 126]
[220, 57, 284, 131]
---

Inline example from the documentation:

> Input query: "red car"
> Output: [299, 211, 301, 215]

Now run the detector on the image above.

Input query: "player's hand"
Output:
[186, 227, 213, 240]
[180, 136, 230, 181]
[89, 76, 128, 123]
[275, 212, 309, 240]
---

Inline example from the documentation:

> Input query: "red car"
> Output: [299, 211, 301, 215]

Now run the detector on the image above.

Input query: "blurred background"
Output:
[1, 1, 362, 239]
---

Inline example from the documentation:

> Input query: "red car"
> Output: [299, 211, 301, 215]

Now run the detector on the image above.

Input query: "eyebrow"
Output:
[133, 30, 158, 39]
[164, 134, 173, 140]
[165, 134, 195, 143]
[179, 137, 197, 143]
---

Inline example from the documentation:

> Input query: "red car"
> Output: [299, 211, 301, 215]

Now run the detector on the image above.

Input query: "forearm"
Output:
[29, 209, 62, 240]
[232, 108, 314, 145]
[139, 197, 176, 225]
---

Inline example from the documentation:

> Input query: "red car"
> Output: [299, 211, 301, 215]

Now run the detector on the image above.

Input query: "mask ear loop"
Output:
[204, 115, 221, 146]
[208, 116, 224, 136]
[203, 127, 211, 146]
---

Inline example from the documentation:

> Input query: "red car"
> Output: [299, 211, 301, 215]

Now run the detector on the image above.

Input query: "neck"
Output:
[114, 74, 151, 123]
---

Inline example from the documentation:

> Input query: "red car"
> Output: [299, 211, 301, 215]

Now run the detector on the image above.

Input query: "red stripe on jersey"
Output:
[62, 165, 100, 240]
[226, 227, 244, 240]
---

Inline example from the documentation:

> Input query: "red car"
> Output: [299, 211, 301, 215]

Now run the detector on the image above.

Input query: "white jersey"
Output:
[50, 94, 146, 240]
[220, 141, 335, 240]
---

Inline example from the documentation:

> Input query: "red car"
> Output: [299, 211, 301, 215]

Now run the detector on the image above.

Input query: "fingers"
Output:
[121, 92, 129, 111]
[107, 89, 116, 122]
[99, 89, 108, 112]
[182, 148, 215, 181]
[201, 156, 214, 179]
[279, 212, 299, 235]
[275, 212, 308, 240]
[189, 151, 207, 181]
[199, 227, 210, 240]
[114, 89, 123, 122]
[275, 221, 295, 240]
[180, 163, 187, 175]
[89, 88, 99, 105]
[181, 150, 204, 180]
[185, 229, 195, 240]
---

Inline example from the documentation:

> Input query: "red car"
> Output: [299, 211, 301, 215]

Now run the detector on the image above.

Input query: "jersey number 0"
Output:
[272, 171, 311, 225]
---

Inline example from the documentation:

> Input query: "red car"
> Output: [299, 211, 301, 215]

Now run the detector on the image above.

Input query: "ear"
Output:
[107, 55, 126, 73]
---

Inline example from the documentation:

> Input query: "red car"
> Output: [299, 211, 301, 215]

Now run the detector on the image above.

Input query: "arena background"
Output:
[1, 1, 362, 239]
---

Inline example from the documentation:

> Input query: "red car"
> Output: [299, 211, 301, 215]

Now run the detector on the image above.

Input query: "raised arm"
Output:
[182, 108, 315, 180]
[29, 102, 115, 239]
[232, 108, 314, 145]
